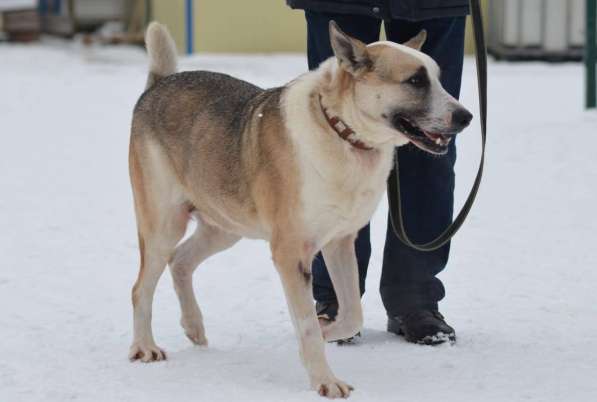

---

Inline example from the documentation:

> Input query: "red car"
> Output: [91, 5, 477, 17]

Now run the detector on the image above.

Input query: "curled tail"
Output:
[145, 22, 178, 90]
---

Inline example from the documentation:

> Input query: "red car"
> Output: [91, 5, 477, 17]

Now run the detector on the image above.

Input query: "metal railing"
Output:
[488, 0, 587, 61]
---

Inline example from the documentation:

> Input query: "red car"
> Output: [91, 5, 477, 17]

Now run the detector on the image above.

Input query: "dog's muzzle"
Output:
[391, 109, 472, 155]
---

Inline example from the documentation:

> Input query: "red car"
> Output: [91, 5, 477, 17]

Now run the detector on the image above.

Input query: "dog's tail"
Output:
[145, 22, 178, 90]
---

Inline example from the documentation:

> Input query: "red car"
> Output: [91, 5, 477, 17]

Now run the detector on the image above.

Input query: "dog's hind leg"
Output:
[129, 139, 189, 362]
[319, 235, 363, 342]
[169, 222, 239, 345]
[271, 235, 353, 398]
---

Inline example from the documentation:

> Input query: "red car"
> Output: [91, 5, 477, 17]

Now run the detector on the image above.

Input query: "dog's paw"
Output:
[313, 378, 354, 399]
[181, 317, 208, 346]
[128, 341, 167, 363]
[320, 319, 360, 343]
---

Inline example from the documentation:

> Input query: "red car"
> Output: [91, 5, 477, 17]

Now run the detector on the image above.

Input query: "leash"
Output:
[387, 0, 487, 252]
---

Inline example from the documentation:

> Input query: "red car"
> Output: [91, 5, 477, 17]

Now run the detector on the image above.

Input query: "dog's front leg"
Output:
[319, 235, 363, 342]
[271, 238, 353, 399]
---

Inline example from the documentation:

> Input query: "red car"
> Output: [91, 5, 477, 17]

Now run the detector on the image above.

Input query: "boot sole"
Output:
[387, 320, 456, 345]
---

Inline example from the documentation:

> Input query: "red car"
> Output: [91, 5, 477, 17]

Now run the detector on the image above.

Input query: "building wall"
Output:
[195, 0, 307, 53]
[150, 0, 186, 53]
[464, 0, 489, 54]
[151, 0, 488, 55]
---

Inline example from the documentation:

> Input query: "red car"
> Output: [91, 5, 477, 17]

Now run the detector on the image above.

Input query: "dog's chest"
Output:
[299, 150, 393, 246]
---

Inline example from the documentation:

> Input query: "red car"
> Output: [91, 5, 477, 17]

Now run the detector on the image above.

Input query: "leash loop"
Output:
[388, 0, 487, 252]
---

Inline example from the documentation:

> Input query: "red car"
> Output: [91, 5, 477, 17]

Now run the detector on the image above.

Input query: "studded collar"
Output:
[318, 95, 373, 151]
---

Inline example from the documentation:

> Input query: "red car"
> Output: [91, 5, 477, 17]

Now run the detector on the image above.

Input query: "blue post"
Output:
[38, 0, 61, 15]
[185, 0, 194, 54]
[38, 0, 48, 15]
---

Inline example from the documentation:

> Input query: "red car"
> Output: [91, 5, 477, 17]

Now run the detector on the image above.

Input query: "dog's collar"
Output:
[318, 95, 373, 151]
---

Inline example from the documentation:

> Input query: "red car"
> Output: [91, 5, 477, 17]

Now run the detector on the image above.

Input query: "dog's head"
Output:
[327, 21, 472, 155]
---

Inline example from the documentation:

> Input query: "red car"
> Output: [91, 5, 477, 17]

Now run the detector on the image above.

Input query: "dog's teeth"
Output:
[435, 138, 442, 145]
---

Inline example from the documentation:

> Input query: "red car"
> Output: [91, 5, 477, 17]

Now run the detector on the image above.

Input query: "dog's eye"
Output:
[408, 76, 422, 86]
[405, 70, 429, 89]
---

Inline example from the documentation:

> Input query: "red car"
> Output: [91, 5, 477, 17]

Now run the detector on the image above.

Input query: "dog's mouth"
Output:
[392, 116, 452, 155]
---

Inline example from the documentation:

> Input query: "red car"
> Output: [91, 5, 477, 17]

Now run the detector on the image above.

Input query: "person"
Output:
[286, 0, 469, 345]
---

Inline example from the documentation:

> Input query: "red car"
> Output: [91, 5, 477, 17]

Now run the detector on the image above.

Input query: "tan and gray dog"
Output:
[128, 22, 472, 398]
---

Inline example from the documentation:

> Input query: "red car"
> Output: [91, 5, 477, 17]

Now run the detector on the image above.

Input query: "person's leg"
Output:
[306, 11, 381, 69]
[380, 17, 466, 317]
[312, 226, 371, 304]
[305, 11, 381, 304]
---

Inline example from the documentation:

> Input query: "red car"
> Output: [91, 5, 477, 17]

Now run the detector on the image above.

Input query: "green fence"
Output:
[588, 0, 597, 108]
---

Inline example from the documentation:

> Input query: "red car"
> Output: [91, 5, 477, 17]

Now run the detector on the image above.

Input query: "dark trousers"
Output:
[306, 11, 465, 316]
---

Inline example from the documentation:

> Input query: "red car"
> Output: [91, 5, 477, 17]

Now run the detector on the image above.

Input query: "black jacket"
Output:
[286, 0, 469, 21]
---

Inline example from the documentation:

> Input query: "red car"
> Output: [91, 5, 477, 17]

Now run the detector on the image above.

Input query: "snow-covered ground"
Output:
[1, 40, 596, 402]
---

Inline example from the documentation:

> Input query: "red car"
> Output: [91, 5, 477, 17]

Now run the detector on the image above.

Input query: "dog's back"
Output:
[135, 22, 266, 151]
[133, 69, 263, 164]
[130, 23, 293, 239]
[135, 21, 267, 149]
[134, 70, 264, 147]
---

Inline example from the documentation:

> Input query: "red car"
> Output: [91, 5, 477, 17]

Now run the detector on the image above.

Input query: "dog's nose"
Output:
[452, 109, 473, 129]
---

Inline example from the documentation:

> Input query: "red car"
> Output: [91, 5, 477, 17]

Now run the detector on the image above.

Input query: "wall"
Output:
[150, 0, 186, 53]
[151, 0, 488, 55]
[464, 0, 489, 54]
[195, 0, 307, 53]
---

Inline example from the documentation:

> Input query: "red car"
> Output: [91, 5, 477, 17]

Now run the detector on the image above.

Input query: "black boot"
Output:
[387, 310, 456, 345]
[315, 301, 360, 345]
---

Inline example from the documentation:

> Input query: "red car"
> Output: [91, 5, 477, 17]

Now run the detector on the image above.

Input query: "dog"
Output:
[128, 21, 472, 398]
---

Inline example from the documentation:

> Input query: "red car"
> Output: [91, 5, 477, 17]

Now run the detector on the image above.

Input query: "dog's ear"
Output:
[329, 21, 372, 76]
[403, 30, 427, 51]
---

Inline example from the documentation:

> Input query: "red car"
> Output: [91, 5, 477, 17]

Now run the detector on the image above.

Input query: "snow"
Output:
[1, 39, 596, 402]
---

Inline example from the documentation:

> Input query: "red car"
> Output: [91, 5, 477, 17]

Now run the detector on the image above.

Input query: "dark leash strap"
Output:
[387, 0, 487, 252]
